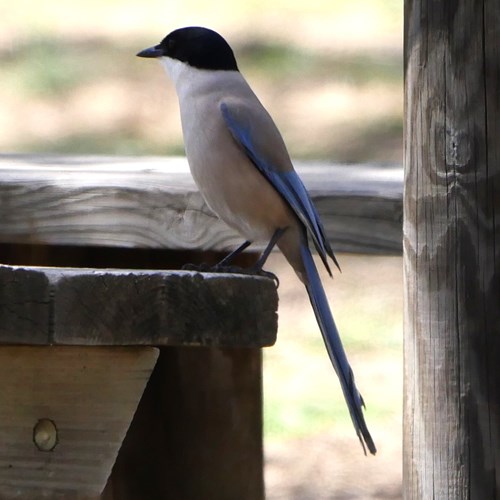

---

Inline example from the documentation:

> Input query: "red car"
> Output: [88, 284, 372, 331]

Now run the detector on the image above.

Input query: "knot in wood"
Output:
[445, 128, 471, 169]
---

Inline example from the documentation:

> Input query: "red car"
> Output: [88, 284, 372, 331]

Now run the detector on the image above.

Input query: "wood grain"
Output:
[0, 265, 278, 347]
[404, 0, 500, 497]
[0, 346, 158, 499]
[0, 155, 402, 255]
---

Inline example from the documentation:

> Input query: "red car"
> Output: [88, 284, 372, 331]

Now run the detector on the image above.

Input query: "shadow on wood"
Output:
[103, 347, 264, 500]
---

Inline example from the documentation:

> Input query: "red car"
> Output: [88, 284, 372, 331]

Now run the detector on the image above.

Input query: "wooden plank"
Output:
[403, 0, 500, 497]
[0, 155, 402, 254]
[0, 346, 158, 499]
[103, 347, 264, 500]
[0, 265, 278, 347]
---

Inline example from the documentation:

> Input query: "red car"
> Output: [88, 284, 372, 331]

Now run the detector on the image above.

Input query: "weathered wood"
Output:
[103, 347, 264, 500]
[0, 265, 277, 347]
[0, 155, 403, 255]
[404, 0, 500, 497]
[0, 346, 158, 499]
[0, 267, 50, 344]
[0, 166, 276, 499]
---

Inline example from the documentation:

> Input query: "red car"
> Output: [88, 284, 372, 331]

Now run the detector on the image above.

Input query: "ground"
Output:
[263, 253, 403, 499]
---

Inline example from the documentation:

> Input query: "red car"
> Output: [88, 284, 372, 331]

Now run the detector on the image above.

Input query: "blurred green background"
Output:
[0, 1, 403, 497]
[0, 0, 402, 162]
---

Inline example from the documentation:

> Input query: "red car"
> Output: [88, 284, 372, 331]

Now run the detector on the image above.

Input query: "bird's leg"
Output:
[216, 240, 252, 267]
[253, 227, 287, 271]
[239, 227, 286, 286]
[183, 229, 286, 287]
[212, 227, 285, 273]
[182, 240, 251, 272]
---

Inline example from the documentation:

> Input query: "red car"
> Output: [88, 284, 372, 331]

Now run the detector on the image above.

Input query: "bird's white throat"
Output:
[158, 57, 188, 87]
[158, 56, 248, 103]
[158, 57, 219, 100]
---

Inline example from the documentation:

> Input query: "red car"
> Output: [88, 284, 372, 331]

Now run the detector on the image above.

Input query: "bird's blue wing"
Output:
[220, 101, 339, 273]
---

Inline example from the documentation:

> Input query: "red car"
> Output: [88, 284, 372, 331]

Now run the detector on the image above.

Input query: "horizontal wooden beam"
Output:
[0, 265, 277, 347]
[0, 155, 403, 255]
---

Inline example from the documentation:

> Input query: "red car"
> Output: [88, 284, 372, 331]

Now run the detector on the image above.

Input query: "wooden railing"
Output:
[0, 155, 403, 255]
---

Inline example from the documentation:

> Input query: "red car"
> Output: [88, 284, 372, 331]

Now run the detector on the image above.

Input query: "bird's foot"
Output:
[251, 268, 280, 288]
[181, 262, 213, 272]
[181, 263, 245, 273]
[181, 263, 279, 287]
[220, 265, 280, 288]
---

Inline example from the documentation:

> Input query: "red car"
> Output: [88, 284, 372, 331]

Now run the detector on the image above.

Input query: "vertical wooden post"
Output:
[103, 347, 264, 500]
[102, 252, 266, 500]
[404, 0, 500, 498]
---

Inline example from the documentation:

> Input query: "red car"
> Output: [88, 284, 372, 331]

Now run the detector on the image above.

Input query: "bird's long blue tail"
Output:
[300, 243, 376, 455]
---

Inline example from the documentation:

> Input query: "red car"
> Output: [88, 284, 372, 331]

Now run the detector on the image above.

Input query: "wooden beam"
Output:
[0, 155, 402, 255]
[0, 265, 277, 347]
[404, 0, 500, 497]
[0, 346, 158, 498]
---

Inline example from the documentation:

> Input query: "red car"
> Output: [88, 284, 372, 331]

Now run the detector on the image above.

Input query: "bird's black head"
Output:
[137, 27, 239, 72]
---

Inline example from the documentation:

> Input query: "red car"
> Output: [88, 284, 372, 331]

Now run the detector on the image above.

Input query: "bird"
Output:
[137, 26, 376, 455]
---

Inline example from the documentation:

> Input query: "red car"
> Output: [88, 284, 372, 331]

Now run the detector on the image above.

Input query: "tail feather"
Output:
[300, 243, 376, 455]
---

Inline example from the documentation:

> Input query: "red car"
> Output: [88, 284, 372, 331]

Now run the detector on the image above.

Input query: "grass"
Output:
[16, 131, 185, 156]
[2, 36, 401, 99]
[241, 42, 402, 85]
[2, 37, 143, 97]
[1, 39, 403, 161]
[263, 253, 403, 441]
[0, 0, 403, 162]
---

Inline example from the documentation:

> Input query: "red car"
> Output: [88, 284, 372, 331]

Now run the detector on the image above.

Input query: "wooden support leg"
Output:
[103, 347, 264, 500]
[0, 346, 158, 500]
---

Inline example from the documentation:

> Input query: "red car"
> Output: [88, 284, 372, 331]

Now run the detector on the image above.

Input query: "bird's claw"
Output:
[181, 263, 279, 287]
[181, 262, 213, 272]
[249, 268, 280, 288]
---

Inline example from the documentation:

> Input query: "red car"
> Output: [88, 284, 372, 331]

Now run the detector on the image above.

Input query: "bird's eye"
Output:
[160, 37, 176, 55]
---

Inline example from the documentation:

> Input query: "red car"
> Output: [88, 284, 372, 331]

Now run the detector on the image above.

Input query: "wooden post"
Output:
[404, 0, 500, 498]
[103, 347, 265, 500]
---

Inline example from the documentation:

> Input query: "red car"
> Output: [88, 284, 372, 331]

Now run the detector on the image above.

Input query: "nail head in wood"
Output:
[33, 418, 58, 452]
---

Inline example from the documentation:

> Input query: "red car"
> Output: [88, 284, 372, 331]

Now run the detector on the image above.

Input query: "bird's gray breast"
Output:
[179, 96, 284, 242]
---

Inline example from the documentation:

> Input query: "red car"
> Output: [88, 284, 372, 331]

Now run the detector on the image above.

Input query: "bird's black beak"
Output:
[136, 45, 164, 58]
